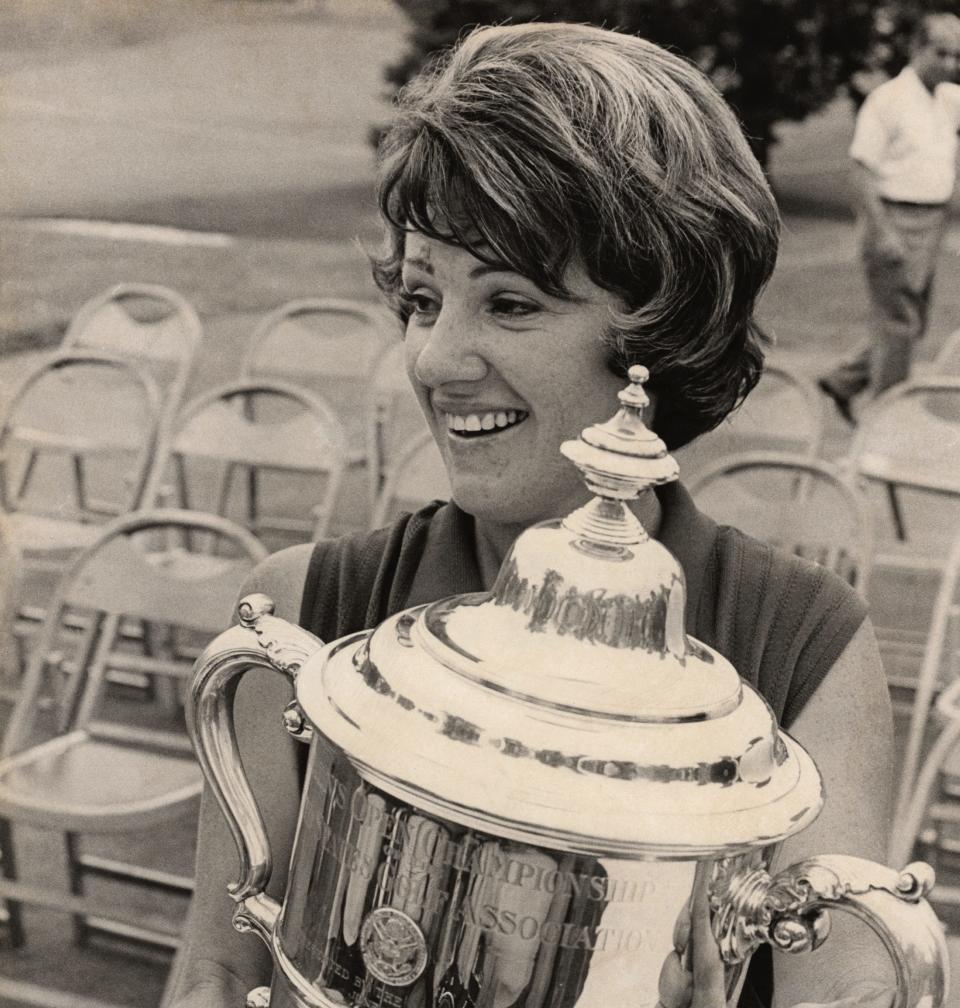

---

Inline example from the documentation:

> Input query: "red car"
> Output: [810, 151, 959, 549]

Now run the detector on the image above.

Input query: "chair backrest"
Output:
[688, 450, 874, 593]
[366, 342, 430, 502]
[675, 363, 823, 482]
[62, 284, 202, 423]
[240, 298, 396, 452]
[0, 513, 22, 693]
[2, 509, 268, 757]
[933, 327, 960, 376]
[847, 377, 960, 498]
[371, 432, 450, 529]
[0, 350, 162, 523]
[892, 529, 960, 822]
[153, 379, 351, 546]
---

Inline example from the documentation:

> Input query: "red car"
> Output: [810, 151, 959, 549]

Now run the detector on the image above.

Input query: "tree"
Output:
[382, 0, 912, 165]
[850, 1, 960, 105]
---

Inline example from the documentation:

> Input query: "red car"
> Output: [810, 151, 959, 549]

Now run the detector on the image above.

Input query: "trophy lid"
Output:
[297, 366, 823, 859]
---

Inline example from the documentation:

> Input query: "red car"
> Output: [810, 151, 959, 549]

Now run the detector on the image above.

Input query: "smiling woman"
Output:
[170, 22, 897, 1008]
[372, 23, 779, 455]
[394, 236, 625, 537]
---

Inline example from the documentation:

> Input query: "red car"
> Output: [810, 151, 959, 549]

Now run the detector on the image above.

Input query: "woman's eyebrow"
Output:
[402, 256, 433, 275]
[468, 263, 514, 279]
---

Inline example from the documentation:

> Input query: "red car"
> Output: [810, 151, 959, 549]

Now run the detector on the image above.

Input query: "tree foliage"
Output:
[856, 1, 960, 100]
[384, 0, 957, 164]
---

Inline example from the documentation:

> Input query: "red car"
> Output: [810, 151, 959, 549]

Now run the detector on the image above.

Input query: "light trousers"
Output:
[822, 201, 947, 399]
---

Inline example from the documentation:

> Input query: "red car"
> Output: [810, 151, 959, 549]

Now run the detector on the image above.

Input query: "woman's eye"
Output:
[490, 296, 539, 318]
[398, 288, 439, 319]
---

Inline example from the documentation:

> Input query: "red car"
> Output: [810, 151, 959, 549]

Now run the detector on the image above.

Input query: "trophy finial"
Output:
[559, 364, 679, 543]
[622, 363, 650, 405]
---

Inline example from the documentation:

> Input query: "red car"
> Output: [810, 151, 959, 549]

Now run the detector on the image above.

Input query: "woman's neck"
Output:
[472, 488, 663, 589]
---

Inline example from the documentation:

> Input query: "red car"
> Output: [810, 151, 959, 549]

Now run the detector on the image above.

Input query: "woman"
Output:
[170, 23, 895, 1008]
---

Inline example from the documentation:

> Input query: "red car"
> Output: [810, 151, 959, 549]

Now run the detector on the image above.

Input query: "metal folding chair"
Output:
[239, 298, 396, 522]
[241, 298, 394, 450]
[688, 450, 874, 594]
[61, 284, 203, 445]
[153, 379, 351, 548]
[891, 531, 960, 863]
[845, 377, 960, 543]
[931, 326, 960, 376]
[366, 342, 430, 506]
[0, 514, 22, 707]
[676, 363, 824, 483]
[370, 431, 450, 529]
[0, 349, 162, 537]
[0, 509, 267, 1008]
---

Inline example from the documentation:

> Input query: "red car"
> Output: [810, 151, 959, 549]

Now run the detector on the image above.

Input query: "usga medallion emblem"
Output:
[359, 907, 428, 987]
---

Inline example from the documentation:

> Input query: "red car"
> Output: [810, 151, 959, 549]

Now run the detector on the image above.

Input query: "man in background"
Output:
[818, 12, 960, 424]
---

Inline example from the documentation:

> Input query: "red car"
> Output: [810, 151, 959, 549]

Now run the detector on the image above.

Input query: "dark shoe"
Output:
[817, 377, 856, 426]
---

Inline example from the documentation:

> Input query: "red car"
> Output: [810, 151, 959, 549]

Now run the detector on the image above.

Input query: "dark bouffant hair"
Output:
[372, 22, 780, 450]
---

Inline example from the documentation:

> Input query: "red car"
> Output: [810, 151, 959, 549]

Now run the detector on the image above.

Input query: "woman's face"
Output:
[401, 233, 627, 528]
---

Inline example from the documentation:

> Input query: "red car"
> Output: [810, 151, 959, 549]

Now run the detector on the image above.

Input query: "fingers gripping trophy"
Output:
[190, 367, 948, 1008]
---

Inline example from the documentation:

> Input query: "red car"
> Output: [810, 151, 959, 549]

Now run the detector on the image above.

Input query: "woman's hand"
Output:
[656, 864, 726, 1008]
[655, 864, 895, 1008]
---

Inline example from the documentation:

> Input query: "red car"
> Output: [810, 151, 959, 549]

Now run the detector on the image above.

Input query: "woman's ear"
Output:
[645, 388, 658, 427]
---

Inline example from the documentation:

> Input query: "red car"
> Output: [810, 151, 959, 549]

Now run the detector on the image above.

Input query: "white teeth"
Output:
[444, 410, 527, 434]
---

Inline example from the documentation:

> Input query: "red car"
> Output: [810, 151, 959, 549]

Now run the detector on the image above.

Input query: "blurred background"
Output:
[1, 0, 960, 1005]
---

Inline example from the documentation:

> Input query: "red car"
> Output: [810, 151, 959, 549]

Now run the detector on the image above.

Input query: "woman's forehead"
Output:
[402, 232, 500, 271]
[400, 232, 615, 307]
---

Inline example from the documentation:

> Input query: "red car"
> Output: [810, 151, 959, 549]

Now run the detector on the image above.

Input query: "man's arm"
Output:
[849, 159, 905, 263]
[848, 89, 904, 264]
[167, 544, 315, 1008]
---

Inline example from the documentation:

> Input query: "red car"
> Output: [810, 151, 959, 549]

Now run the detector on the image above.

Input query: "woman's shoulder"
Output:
[238, 543, 316, 624]
[236, 526, 394, 630]
[714, 522, 866, 616]
[709, 523, 868, 728]
[240, 501, 451, 635]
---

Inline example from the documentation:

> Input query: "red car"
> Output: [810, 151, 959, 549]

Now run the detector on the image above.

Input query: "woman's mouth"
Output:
[444, 410, 529, 438]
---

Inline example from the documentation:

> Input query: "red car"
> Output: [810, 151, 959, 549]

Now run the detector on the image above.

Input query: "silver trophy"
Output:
[190, 366, 948, 1008]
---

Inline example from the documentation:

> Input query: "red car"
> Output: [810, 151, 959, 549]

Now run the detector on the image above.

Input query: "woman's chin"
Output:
[448, 483, 552, 530]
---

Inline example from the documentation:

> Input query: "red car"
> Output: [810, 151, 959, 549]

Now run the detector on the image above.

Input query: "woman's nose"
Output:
[410, 304, 487, 389]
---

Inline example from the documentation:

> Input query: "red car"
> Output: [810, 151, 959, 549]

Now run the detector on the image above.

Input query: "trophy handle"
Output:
[711, 854, 948, 1008]
[189, 593, 324, 942]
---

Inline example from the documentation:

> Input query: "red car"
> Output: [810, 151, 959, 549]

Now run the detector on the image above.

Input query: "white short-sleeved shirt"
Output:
[849, 66, 960, 204]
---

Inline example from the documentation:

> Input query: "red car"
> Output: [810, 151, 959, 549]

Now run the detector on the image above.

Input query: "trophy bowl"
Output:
[190, 367, 948, 1008]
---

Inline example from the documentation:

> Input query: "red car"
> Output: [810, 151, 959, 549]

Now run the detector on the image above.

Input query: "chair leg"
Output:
[246, 464, 259, 533]
[886, 482, 907, 541]
[72, 453, 88, 514]
[15, 449, 39, 503]
[0, 818, 24, 948]
[889, 715, 960, 868]
[173, 455, 195, 553]
[64, 831, 89, 947]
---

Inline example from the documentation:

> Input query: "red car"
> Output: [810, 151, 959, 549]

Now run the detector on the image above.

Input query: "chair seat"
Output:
[11, 422, 144, 457]
[7, 512, 106, 556]
[173, 402, 351, 469]
[0, 730, 201, 831]
[12, 378, 153, 444]
[147, 546, 245, 581]
[858, 401, 960, 492]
